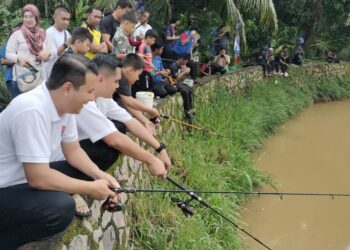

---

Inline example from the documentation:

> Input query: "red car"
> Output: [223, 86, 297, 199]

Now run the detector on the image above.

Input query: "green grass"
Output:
[128, 64, 350, 250]
[0, 70, 10, 110]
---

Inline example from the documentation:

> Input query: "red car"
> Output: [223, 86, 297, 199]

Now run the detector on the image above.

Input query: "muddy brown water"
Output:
[241, 100, 350, 250]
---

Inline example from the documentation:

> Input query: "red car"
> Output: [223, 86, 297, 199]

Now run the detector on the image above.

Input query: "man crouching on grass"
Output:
[0, 55, 120, 249]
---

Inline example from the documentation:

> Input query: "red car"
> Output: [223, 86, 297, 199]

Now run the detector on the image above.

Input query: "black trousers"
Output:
[79, 120, 126, 171]
[211, 65, 226, 75]
[280, 63, 288, 73]
[0, 161, 92, 249]
[152, 82, 177, 98]
[187, 61, 198, 80]
[176, 83, 194, 112]
[132, 71, 153, 97]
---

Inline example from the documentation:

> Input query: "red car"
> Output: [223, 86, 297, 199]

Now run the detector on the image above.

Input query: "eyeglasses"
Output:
[23, 14, 35, 19]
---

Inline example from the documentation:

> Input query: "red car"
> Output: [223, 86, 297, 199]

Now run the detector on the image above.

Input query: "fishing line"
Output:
[113, 176, 272, 250]
[160, 114, 234, 140]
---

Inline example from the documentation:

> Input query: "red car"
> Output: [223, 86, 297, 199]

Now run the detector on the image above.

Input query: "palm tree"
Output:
[95, 0, 277, 48]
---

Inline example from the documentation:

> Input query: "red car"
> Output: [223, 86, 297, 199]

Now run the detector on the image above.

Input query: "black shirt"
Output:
[169, 62, 181, 79]
[61, 47, 75, 57]
[100, 14, 121, 41]
[113, 74, 131, 108]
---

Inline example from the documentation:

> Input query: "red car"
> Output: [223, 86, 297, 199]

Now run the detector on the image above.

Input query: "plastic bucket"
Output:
[183, 79, 194, 87]
[136, 91, 154, 108]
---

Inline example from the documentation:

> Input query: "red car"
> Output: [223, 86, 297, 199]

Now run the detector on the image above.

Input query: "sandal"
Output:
[74, 194, 92, 218]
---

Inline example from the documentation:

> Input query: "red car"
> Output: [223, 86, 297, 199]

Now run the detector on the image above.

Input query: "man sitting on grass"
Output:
[169, 54, 195, 120]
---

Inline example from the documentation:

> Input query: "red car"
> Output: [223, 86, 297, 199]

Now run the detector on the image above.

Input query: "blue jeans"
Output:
[5, 80, 21, 98]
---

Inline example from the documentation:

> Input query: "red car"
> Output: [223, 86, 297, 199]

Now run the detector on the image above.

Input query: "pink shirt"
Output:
[138, 42, 153, 72]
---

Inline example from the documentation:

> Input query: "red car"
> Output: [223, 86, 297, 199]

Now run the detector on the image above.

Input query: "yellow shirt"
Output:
[81, 22, 102, 59]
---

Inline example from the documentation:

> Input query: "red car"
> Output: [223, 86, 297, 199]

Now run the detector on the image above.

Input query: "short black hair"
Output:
[71, 27, 93, 43]
[218, 24, 225, 30]
[145, 29, 157, 39]
[178, 54, 190, 61]
[122, 53, 144, 70]
[47, 54, 98, 90]
[218, 46, 225, 52]
[170, 16, 179, 24]
[121, 12, 137, 24]
[54, 5, 70, 15]
[115, 0, 133, 10]
[189, 26, 199, 32]
[92, 54, 122, 75]
[86, 6, 101, 14]
[139, 10, 150, 17]
[151, 38, 164, 51]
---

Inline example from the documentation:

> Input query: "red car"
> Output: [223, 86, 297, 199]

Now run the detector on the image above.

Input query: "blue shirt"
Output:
[171, 31, 193, 56]
[152, 55, 164, 85]
[212, 29, 228, 52]
[0, 43, 13, 82]
[164, 25, 177, 51]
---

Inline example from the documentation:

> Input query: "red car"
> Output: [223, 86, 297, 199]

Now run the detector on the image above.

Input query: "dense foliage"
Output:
[0, 0, 348, 60]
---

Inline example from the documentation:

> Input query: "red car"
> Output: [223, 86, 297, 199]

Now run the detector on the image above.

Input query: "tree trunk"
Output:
[44, 0, 49, 18]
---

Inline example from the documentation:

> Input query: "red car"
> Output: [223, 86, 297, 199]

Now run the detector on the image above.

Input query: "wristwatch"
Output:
[155, 142, 166, 153]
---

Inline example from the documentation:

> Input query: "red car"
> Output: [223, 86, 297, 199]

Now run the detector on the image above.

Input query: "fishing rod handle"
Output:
[113, 188, 137, 193]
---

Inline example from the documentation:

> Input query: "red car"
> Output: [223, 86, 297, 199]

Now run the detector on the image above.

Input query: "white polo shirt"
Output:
[44, 26, 71, 79]
[0, 83, 78, 188]
[133, 22, 152, 40]
[76, 97, 132, 143]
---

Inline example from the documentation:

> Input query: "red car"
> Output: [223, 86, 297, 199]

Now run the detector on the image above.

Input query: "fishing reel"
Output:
[171, 197, 194, 217]
[149, 116, 161, 124]
[101, 198, 124, 213]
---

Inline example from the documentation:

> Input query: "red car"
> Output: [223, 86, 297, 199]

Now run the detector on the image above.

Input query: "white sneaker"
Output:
[284, 72, 289, 77]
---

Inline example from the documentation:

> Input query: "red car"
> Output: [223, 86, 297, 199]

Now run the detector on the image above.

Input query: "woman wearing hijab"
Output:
[6, 4, 51, 97]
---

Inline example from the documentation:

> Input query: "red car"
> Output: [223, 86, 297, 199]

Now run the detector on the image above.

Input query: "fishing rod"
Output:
[135, 18, 150, 31]
[165, 176, 272, 250]
[102, 183, 350, 248]
[160, 114, 234, 140]
[105, 176, 272, 250]
[108, 188, 350, 199]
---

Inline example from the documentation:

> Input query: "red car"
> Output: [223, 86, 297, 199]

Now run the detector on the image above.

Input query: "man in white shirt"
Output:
[0, 55, 120, 249]
[77, 54, 170, 175]
[133, 10, 152, 42]
[44, 6, 71, 79]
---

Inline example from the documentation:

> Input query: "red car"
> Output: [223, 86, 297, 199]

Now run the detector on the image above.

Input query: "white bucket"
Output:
[136, 91, 154, 108]
[183, 79, 194, 87]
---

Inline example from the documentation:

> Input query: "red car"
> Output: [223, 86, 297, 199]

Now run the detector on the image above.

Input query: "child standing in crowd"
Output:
[132, 29, 158, 95]
[112, 12, 137, 59]
[100, 0, 133, 52]
[62, 27, 93, 57]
